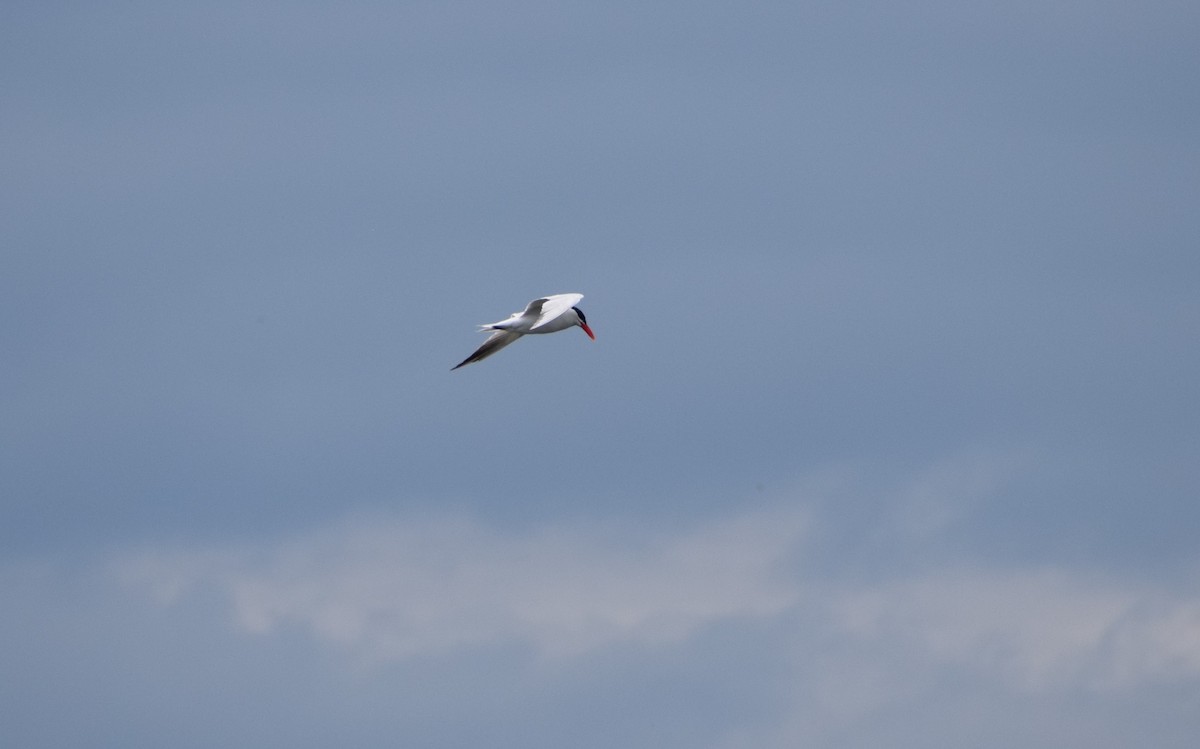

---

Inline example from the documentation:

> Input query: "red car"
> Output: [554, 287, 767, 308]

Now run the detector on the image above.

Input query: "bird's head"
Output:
[573, 306, 595, 340]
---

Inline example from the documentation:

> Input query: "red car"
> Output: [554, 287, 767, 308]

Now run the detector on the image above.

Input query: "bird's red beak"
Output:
[580, 322, 595, 340]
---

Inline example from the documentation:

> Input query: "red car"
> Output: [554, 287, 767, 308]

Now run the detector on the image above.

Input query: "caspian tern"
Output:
[452, 293, 595, 370]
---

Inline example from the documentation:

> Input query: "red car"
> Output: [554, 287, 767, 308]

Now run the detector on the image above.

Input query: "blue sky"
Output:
[3, 2, 1199, 747]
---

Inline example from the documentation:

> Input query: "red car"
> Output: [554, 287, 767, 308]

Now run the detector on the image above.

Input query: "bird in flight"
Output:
[452, 293, 595, 370]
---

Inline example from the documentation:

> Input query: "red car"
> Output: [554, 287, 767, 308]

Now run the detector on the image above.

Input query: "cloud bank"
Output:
[118, 506, 807, 661]
[117, 500, 1200, 696]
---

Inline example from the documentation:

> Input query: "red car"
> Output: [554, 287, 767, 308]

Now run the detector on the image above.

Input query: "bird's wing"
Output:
[529, 293, 584, 330]
[451, 329, 522, 370]
[516, 297, 548, 322]
[481, 297, 547, 330]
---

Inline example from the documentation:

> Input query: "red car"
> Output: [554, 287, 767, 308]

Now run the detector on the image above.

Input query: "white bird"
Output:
[452, 293, 595, 370]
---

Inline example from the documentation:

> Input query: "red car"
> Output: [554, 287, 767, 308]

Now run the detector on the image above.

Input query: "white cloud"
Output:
[114, 480, 1200, 698]
[830, 568, 1200, 691]
[116, 506, 807, 661]
[30, 473, 1200, 749]
[731, 566, 1200, 748]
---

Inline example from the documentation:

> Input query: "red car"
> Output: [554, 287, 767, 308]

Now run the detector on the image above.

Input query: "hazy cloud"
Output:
[834, 568, 1200, 692]
[118, 498, 1200, 694]
[118, 506, 808, 660]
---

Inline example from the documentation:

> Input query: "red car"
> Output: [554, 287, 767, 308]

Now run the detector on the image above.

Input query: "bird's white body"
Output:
[452, 293, 594, 370]
[486, 293, 584, 334]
